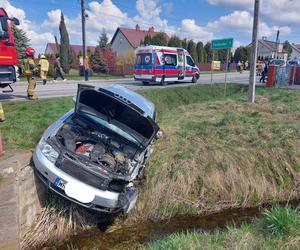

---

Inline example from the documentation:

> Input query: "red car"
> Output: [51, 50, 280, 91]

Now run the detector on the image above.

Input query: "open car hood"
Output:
[75, 84, 159, 148]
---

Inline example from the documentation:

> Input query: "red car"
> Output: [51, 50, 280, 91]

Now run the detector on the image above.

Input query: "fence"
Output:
[273, 66, 300, 87]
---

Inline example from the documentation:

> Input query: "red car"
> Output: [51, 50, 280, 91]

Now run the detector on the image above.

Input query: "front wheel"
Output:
[161, 76, 168, 86]
[192, 74, 198, 83]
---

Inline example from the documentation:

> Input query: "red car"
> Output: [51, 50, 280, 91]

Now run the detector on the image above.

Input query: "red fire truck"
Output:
[0, 8, 20, 92]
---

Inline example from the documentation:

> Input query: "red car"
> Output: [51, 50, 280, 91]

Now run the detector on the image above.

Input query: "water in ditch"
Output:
[49, 199, 299, 250]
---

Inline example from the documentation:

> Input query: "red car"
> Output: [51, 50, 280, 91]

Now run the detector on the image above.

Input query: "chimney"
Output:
[136, 24, 140, 31]
[148, 26, 155, 33]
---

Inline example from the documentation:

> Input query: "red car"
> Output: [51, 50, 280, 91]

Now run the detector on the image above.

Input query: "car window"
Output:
[0, 16, 8, 38]
[186, 56, 195, 67]
[162, 54, 177, 66]
[135, 53, 152, 65]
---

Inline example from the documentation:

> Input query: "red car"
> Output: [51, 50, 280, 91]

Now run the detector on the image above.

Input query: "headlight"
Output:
[39, 138, 59, 163]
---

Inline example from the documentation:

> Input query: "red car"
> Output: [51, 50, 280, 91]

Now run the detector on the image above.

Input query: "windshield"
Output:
[271, 60, 284, 65]
[135, 53, 152, 65]
[0, 16, 8, 39]
[82, 112, 139, 144]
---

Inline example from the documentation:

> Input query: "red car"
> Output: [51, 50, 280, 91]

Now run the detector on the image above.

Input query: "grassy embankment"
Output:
[143, 206, 300, 250]
[1, 84, 300, 221]
[19, 68, 133, 82]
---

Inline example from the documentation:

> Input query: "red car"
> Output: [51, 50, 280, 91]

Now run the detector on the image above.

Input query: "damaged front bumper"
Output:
[33, 147, 138, 214]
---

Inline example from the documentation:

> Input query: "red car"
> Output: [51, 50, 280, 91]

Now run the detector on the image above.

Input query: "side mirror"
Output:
[10, 17, 20, 26]
[72, 96, 76, 104]
[155, 130, 163, 140]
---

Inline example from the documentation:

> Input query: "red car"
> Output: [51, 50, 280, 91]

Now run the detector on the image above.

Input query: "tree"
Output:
[117, 50, 135, 66]
[187, 40, 198, 63]
[233, 46, 251, 63]
[182, 38, 188, 49]
[168, 35, 182, 47]
[196, 41, 205, 63]
[12, 25, 30, 58]
[102, 47, 117, 74]
[283, 40, 292, 59]
[142, 34, 152, 45]
[150, 32, 168, 46]
[98, 29, 109, 49]
[204, 42, 213, 63]
[90, 46, 107, 74]
[59, 12, 71, 73]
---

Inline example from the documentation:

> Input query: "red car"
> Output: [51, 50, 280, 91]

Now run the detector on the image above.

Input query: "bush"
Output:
[263, 206, 300, 236]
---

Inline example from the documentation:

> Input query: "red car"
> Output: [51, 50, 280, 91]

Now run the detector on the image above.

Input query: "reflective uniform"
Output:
[23, 58, 38, 100]
[0, 102, 5, 122]
[39, 57, 49, 85]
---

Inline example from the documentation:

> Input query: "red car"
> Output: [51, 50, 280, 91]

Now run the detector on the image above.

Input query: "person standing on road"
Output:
[237, 61, 241, 72]
[53, 55, 66, 81]
[39, 54, 49, 85]
[23, 47, 38, 100]
[259, 62, 268, 83]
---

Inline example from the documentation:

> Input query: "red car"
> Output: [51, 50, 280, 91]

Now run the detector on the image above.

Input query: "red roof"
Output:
[111, 25, 167, 48]
[45, 43, 96, 55]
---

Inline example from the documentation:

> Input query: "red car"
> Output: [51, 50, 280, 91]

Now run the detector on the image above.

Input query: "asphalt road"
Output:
[0, 71, 251, 102]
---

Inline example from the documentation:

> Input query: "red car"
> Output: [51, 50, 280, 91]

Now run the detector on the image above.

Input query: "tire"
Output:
[142, 81, 149, 85]
[192, 74, 198, 83]
[161, 76, 168, 86]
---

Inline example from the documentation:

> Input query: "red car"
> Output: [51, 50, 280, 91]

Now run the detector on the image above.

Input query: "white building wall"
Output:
[291, 48, 300, 60]
[111, 31, 134, 56]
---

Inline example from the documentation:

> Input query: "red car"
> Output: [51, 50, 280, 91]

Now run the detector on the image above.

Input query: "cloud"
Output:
[207, 0, 300, 24]
[0, 0, 55, 52]
[207, 10, 292, 38]
[179, 19, 214, 42]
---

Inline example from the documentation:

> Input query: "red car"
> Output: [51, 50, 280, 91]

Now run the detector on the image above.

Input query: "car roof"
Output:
[104, 85, 155, 118]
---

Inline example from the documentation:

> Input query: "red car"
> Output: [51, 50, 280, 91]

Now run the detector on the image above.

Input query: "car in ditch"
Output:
[33, 84, 159, 214]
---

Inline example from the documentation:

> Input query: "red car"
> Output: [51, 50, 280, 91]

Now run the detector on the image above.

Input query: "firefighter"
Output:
[23, 47, 38, 100]
[39, 54, 49, 85]
[0, 102, 5, 122]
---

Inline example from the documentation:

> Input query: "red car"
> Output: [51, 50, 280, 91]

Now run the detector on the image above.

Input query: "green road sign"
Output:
[211, 38, 234, 49]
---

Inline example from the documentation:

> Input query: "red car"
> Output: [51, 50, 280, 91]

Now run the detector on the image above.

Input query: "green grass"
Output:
[19, 69, 132, 81]
[143, 206, 300, 250]
[1, 84, 300, 221]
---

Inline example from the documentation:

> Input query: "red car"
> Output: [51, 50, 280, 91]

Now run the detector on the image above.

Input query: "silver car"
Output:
[33, 84, 159, 213]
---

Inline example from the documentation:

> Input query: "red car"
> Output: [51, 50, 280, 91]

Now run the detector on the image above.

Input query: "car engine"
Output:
[55, 122, 138, 175]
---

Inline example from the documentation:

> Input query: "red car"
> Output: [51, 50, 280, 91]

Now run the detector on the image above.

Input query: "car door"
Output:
[177, 49, 185, 80]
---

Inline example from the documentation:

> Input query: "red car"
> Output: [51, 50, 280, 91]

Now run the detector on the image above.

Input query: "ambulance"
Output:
[134, 45, 200, 85]
[0, 8, 20, 92]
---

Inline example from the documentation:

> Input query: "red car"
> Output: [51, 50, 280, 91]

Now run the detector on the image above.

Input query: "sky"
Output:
[1, 0, 300, 52]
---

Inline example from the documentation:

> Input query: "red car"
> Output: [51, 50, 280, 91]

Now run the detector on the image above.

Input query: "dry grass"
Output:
[21, 194, 100, 249]
[132, 91, 300, 220]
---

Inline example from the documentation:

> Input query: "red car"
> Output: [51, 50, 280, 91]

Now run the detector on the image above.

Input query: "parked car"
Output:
[33, 84, 160, 214]
[287, 60, 300, 67]
[269, 59, 286, 67]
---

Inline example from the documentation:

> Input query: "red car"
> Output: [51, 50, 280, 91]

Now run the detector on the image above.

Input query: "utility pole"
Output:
[81, 0, 88, 81]
[248, 0, 260, 103]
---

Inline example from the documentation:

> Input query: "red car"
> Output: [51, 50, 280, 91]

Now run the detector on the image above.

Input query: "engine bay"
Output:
[54, 118, 139, 176]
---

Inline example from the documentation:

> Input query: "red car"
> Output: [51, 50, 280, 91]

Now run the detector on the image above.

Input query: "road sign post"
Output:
[210, 38, 234, 88]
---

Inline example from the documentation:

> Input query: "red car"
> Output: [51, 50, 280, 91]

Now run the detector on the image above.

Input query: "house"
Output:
[111, 24, 166, 55]
[290, 44, 300, 60]
[45, 43, 96, 55]
[256, 38, 288, 61]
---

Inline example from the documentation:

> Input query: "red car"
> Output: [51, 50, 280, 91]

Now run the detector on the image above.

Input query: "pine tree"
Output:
[196, 41, 205, 63]
[142, 34, 152, 45]
[168, 35, 182, 47]
[150, 33, 168, 46]
[283, 40, 292, 59]
[98, 29, 109, 49]
[59, 12, 70, 73]
[12, 25, 30, 58]
[90, 46, 107, 74]
[181, 38, 188, 49]
[204, 42, 213, 63]
[187, 40, 198, 63]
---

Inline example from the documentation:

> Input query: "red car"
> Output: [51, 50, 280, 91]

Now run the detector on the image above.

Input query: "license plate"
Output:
[54, 177, 67, 190]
